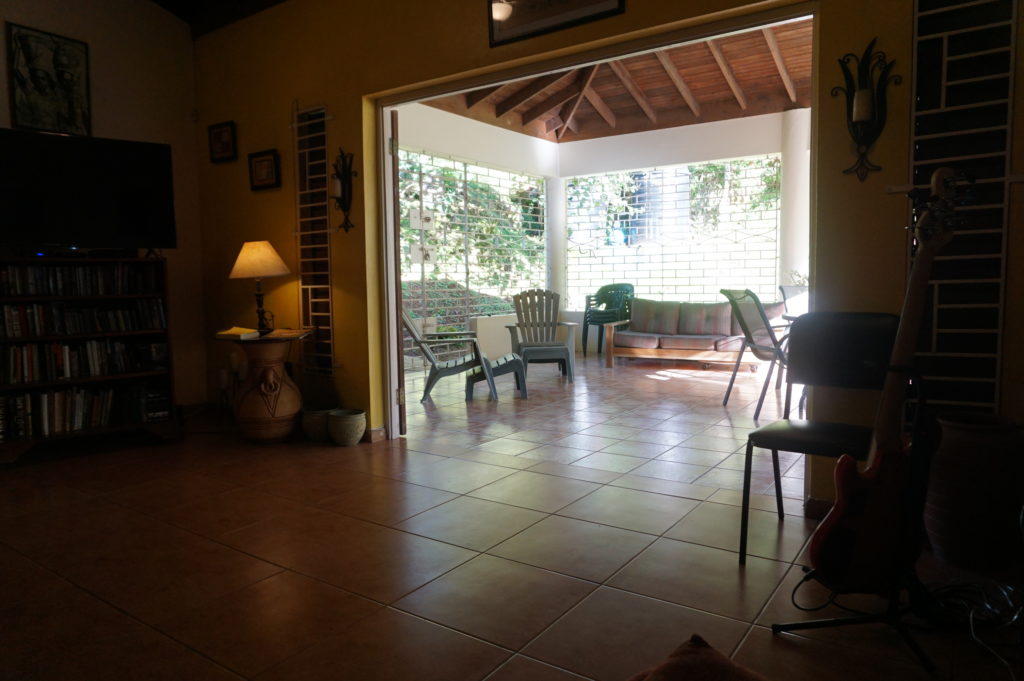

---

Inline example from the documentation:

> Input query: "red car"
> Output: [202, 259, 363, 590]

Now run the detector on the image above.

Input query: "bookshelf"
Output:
[0, 256, 177, 461]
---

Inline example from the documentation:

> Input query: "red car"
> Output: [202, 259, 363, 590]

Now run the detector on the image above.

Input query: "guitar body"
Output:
[809, 450, 917, 594]
[807, 168, 964, 596]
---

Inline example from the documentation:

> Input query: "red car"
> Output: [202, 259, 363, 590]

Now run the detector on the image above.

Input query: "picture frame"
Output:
[208, 120, 237, 163]
[248, 149, 281, 191]
[488, 0, 625, 47]
[6, 22, 91, 135]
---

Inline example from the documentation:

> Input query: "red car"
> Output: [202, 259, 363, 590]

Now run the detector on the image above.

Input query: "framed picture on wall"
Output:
[6, 22, 91, 135]
[208, 120, 237, 162]
[488, 0, 625, 47]
[248, 149, 281, 191]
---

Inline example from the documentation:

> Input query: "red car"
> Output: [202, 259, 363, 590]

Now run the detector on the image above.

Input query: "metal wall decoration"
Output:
[331, 148, 356, 232]
[6, 22, 90, 135]
[832, 38, 901, 181]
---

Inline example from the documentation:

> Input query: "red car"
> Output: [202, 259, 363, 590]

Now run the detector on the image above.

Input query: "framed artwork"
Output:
[248, 149, 281, 191]
[208, 120, 237, 163]
[6, 22, 91, 135]
[488, 0, 625, 47]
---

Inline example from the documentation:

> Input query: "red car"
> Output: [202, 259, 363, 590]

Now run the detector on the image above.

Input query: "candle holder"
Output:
[832, 38, 901, 181]
[330, 148, 357, 232]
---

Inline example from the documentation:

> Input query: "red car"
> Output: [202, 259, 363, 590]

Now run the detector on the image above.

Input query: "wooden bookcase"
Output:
[0, 256, 177, 462]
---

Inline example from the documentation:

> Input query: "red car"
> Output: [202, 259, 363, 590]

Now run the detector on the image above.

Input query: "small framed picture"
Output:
[6, 22, 91, 135]
[248, 149, 281, 191]
[208, 121, 237, 162]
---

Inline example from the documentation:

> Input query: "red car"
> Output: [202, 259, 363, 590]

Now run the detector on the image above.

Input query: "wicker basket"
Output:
[327, 409, 366, 446]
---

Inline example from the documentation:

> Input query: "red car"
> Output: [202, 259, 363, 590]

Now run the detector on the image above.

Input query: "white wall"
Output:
[1, 0, 207, 404]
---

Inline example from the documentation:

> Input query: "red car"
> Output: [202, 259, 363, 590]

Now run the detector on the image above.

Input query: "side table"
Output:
[222, 331, 309, 441]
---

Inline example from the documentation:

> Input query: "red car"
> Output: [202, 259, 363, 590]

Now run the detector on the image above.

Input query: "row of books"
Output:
[1, 300, 167, 338]
[2, 340, 169, 384]
[0, 263, 163, 297]
[0, 386, 172, 442]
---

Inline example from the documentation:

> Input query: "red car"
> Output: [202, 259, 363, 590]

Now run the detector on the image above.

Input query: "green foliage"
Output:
[565, 172, 645, 245]
[688, 155, 781, 234]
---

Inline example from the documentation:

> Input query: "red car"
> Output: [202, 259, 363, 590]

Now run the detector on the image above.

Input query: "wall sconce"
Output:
[228, 240, 291, 333]
[330, 148, 356, 232]
[832, 38, 901, 182]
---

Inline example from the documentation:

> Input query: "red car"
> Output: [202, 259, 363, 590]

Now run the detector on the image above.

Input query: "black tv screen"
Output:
[0, 128, 176, 251]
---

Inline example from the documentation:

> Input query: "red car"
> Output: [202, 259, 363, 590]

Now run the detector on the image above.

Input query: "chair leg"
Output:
[723, 345, 746, 406]
[514, 363, 528, 398]
[582, 322, 589, 357]
[753, 357, 776, 421]
[771, 449, 784, 519]
[565, 349, 575, 382]
[739, 440, 755, 565]
[480, 358, 498, 401]
[421, 368, 442, 402]
[596, 325, 605, 355]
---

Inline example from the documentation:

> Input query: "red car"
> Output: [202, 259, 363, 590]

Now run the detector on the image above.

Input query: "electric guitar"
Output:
[808, 168, 965, 595]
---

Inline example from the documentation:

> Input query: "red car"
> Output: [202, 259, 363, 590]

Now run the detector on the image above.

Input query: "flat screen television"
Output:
[0, 128, 176, 253]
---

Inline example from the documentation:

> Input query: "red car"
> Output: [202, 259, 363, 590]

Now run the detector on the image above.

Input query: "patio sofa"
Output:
[603, 297, 783, 368]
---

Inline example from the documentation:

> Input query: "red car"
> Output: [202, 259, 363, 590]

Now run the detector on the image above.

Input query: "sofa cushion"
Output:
[678, 302, 733, 336]
[613, 330, 661, 349]
[630, 299, 680, 335]
[715, 335, 746, 352]
[658, 334, 722, 351]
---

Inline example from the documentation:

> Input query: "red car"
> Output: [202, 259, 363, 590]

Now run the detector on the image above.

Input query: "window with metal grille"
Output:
[565, 154, 781, 310]
[399, 149, 546, 360]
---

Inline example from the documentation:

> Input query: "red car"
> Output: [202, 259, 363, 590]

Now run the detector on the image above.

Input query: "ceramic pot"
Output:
[301, 407, 334, 442]
[924, 414, 1024, 570]
[327, 409, 365, 446]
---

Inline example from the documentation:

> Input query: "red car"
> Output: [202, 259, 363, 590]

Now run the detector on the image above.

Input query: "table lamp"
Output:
[229, 240, 291, 333]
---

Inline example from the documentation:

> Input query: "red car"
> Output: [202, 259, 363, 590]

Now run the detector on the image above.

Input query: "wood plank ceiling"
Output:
[425, 18, 812, 143]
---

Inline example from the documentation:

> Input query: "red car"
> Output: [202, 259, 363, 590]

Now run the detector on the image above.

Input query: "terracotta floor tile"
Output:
[681, 434, 746, 453]
[707, 488, 805, 517]
[221, 506, 477, 602]
[469, 471, 600, 513]
[158, 570, 381, 677]
[475, 437, 543, 455]
[622, 430, 690, 446]
[394, 554, 595, 649]
[609, 538, 788, 620]
[104, 471, 239, 513]
[570, 452, 647, 474]
[0, 471, 94, 519]
[525, 460, 624, 484]
[552, 433, 621, 452]
[317, 477, 457, 524]
[488, 515, 655, 582]
[484, 655, 590, 680]
[395, 496, 546, 550]
[396, 457, 517, 494]
[598, 440, 672, 458]
[523, 586, 749, 681]
[256, 607, 509, 681]
[609, 474, 717, 500]
[517, 445, 591, 464]
[505, 429, 574, 444]
[665, 501, 816, 563]
[577, 424, 642, 440]
[733, 626, 935, 681]
[629, 459, 710, 484]
[656, 446, 731, 466]
[155, 486, 307, 537]
[557, 485, 699, 535]
[453, 449, 539, 470]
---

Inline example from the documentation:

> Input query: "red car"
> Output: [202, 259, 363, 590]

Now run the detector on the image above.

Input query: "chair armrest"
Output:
[603, 319, 631, 329]
[585, 294, 598, 311]
[557, 321, 579, 328]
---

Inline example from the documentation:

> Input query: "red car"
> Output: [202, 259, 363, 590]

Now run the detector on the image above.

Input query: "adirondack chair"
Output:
[506, 289, 577, 382]
[402, 310, 498, 402]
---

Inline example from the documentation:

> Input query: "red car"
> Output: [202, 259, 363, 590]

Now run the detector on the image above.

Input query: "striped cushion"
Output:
[678, 302, 733, 336]
[629, 299, 680, 335]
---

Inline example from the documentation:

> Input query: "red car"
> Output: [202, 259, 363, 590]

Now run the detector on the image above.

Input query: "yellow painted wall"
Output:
[190, 0, 1021, 499]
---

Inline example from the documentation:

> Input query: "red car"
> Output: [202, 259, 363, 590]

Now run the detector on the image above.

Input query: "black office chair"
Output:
[737, 311, 899, 565]
[721, 289, 788, 421]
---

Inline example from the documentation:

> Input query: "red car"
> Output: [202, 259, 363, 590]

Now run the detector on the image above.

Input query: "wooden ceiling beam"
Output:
[544, 116, 562, 133]
[521, 81, 582, 125]
[494, 71, 574, 117]
[464, 86, 501, 109]
[707, 39, 747, 110]
[762, 27, 797, 103]
[557, 65, 600, 139]
[584, 86, 616, 128]
[608, 61, 657, 123]
[654, 50, 701, 118]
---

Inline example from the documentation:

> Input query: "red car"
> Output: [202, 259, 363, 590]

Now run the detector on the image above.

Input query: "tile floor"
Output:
[0, 355, 1019, 680]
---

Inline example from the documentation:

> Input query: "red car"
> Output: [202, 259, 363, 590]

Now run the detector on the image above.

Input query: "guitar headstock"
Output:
[908, 167, 973, 254]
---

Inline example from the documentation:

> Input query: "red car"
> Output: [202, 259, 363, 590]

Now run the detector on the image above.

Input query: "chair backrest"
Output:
[592, 283, 634, 311]
[785, 312, 898, 391]
[513, 288, 560, 343]
[720, 289, 783, 362]
[401, 309, 437, 365]
[780, 285, 809, 314]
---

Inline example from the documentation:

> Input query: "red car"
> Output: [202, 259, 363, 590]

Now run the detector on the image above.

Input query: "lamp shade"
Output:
[229, 241, 291, 279]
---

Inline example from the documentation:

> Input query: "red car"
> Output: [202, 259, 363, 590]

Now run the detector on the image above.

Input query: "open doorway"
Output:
[380, 14, 813, 439]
